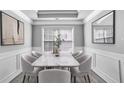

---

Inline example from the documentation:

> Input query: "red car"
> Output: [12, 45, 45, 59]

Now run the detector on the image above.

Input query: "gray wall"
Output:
[32, 24, 84, 48]
[84, 10, 124, 54]
[0, 10, 32, 53]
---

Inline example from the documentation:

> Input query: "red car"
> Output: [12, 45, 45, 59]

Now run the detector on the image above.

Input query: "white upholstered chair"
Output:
[32, 51, 42, 58]
[75, 51, 84, 59]
[21, 55, 42, 83]
[38, 69, 71, 83]
[75, 54, 87, 63]
[71, 55, 92, 83]
[24, 54, 37, 63]
[72, 52, 80, 57]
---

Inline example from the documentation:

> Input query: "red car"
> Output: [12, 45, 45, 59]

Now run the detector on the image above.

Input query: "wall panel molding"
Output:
[84, 47, 124, 83]
[0, 47, 32, 83]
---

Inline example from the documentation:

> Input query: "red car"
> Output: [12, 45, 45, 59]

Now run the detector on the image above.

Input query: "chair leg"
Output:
[74, 76, 76, 83]
[27, 75, 30, 83]
[71, 74, 73, 83]
[84, 75, 87, 83]
[37, 76, 38, 83]
[87, 74, 91, 83]
[23, 74, 26, 83]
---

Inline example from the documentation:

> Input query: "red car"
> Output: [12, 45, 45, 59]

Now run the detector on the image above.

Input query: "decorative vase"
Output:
[53, 46, 60, 57]
[55, 48, 60, 57]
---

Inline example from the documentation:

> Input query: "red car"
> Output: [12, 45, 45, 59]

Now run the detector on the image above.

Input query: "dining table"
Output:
[32, 53, 79, 69]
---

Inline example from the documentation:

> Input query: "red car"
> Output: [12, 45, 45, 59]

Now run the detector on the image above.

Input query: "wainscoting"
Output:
[0, 48, 32, 83]
[84, 47, 124, 83]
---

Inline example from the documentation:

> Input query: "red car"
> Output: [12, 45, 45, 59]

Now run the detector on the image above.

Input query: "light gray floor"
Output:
[10, 70, 106, 83]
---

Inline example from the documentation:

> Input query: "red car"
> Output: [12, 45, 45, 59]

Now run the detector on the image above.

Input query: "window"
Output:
[42, 26, 74, 53]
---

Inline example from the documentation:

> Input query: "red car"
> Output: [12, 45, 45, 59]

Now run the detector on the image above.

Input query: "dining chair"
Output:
[71, 55, 92, 83]
[24, 54, 37, 63]
[38, 69, 71, 83]
[74, 51, 84, 59]
[76, 54, 89, 63]
[21, 55, 42, 83]
[72, 52, 80, 57]
[32, 51, 42, 58]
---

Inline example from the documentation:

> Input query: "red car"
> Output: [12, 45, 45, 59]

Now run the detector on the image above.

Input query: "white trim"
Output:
[84, 47, 124, 61]
[10, 10, 33, 24]
[83, 10, 104, 23]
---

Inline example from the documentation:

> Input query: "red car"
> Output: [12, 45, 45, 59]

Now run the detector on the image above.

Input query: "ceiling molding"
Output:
[37, 10, 78, 14]
[10, 10, 33, 24]
[32, 20, 83, 25]
[83, 10, 104, 23]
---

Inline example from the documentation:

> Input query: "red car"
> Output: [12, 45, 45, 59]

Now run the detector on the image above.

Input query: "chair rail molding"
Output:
[0, 47, 32, 83]
[0, 48, 32, 60]
[84, 47, 124, 61]
[84, 47, 124, 83]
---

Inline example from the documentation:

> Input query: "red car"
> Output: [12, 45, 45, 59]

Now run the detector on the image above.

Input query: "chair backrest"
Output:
[24, 54, 37, 63]
[32, 51, 42, 58]
[72, 52, 80, 57]
[21, 55, 34, 73]
[38, 69, 71, 83]
[74, 51, 84, 59]
[76, 54, 89, 63]
[79, 56, 92, 73]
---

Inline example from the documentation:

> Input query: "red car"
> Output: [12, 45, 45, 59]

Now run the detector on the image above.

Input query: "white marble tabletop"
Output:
[32, 53, 79, 67]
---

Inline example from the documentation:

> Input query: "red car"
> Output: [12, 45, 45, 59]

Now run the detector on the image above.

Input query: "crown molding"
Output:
[10, 10, 33, 24]
[83, 10, 104, 23]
